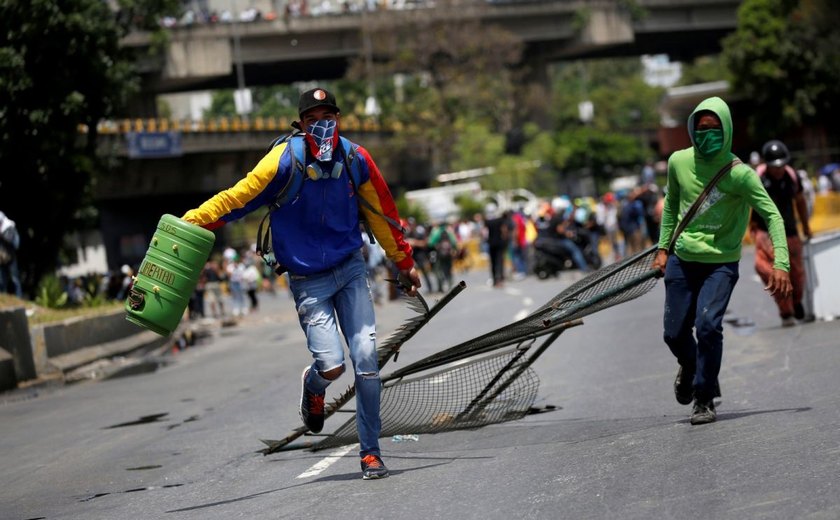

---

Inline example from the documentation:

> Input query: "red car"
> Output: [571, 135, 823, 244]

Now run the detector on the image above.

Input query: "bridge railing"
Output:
[83, 115, 396, 135]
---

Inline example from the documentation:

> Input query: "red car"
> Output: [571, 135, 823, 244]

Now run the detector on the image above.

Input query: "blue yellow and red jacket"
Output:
[182, 138, 414, 276]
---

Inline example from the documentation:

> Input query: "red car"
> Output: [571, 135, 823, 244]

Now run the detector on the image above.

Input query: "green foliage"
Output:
[495, 58, 659, 195]
[157, 98, 173, 118]
[205, 90, 237, 118]
[204, 84, 347, 120]
[348, 6, 523, 174]
[676, 55, 731, 86]
[252, 85, 301, 119]
[722, 0, 840, 136]
[454, 195, 487, 221]
[34, 275, 68, 310]
[551, 59, 664, 132]
[395, 196, 428, 224]
[553, 127, 649, 179]
[449, 121, 506, 173]
[80, 276, 108, 308]
[617, 0, 648, 22]
[0, 0, 180, 296]
[480, 155, 546, 194]
[572, 8, 592, 33]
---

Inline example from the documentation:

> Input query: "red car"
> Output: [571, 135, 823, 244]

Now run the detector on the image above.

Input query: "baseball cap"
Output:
[298, 88, 340, 117]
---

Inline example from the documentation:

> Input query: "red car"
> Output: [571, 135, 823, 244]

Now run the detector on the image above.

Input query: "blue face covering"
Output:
[694, 128, 724, 157]
[306, 119, 338, 162]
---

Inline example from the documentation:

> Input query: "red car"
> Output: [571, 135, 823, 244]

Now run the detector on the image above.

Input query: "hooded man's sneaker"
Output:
[690, 400, 716, 425]
[299, 367, 325, 433]
[361, 455, 389, 480]
[674, 366, 694, 405]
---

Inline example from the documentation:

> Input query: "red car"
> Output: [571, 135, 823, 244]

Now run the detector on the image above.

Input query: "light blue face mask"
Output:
[305, 119, 338, 162]
[304, 119, 342, 180]
[694, 128, 724, 157]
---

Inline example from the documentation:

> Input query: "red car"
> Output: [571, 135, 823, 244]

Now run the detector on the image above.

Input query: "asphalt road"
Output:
[1, 248, 839, 520]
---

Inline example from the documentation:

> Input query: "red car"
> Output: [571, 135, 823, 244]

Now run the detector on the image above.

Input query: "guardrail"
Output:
[81, 115, 397, 135]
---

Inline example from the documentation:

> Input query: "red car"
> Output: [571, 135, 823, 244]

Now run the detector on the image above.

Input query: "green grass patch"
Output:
[0, 294, 124, 326]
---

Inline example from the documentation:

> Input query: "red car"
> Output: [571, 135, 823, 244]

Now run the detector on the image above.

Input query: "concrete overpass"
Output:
[126, 0, 741, 97]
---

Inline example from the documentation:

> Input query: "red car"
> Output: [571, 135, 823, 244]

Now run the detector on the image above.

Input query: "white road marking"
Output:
[511, 295, 534, 321]
[296, 443, 358, 479]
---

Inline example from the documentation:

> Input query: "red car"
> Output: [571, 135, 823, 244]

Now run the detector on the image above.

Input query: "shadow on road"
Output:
[165, 458, 471, 514]
[676, 406, 812, 424]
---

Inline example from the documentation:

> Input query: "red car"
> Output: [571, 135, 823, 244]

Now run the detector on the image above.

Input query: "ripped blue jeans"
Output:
[663, 255, 739, 402]
[289, 250, 381, 457]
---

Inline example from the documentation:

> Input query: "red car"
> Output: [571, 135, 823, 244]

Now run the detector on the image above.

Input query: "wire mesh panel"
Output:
[313, 348, 540, 451]
[263, 248, 661, 454]
[540, 245, 659, 324]
[386, 246, 659, 380]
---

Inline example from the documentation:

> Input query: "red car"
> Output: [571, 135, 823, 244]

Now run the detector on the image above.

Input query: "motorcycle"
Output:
[532, 230, 601, 280]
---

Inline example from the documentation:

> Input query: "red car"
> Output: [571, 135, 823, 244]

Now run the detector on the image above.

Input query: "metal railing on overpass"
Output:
[86, 115, 394, 135]
[89, 116, 397, 157]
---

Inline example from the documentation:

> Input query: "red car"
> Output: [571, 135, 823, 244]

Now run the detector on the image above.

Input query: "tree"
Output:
[550, 59, 664, 133]
[345, 2, 523, 175]
[676, 55, 731, 87]
[203, 84, 302, 120]
[538, 59, 659, 194]
[722, 0, 840, 138]
[0, 0, 179, 295]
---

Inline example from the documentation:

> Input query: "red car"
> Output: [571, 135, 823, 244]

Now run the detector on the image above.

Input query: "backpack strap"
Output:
[667, 159, 741, 254]
[340, 136, 406, 237]
[274, 133, 306, 208]
[255, 132, 305, 271]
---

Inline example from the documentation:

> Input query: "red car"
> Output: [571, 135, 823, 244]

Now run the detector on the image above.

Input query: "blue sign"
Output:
[126, 132, 183, 158]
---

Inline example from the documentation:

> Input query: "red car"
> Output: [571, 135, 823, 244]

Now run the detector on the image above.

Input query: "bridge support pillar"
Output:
[576, 7, 634, 48]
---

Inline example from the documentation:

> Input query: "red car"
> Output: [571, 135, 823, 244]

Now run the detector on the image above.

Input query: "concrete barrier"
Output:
[0, 347, 16, 392]
[30, 309, 175, 377]
[0, 307, 37, 385]
[34, 309, 142, 359]
[0, 307, 176, 391]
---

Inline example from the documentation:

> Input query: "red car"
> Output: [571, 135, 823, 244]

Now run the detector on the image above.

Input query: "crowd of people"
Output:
[187, 247, 271, 320]
[158, 0, 434, 28]
[394, 182, 666, 292]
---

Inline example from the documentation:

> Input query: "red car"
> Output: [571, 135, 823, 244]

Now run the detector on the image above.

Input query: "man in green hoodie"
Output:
[651, 97, 792, 425]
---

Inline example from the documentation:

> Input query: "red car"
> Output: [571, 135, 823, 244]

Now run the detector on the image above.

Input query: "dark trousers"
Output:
[663, 256, 739, 401]
[488, 245, 506, 285]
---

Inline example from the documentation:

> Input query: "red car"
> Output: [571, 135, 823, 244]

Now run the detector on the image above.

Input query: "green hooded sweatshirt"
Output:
[657, 97, 789, 271]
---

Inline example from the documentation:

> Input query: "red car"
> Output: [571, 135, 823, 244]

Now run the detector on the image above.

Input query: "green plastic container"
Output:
[125, 214, 215, 336]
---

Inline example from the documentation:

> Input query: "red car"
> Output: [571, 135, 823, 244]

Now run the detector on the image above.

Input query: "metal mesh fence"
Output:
[314, 348, 541, 450]
[385, 245, 659, 379]
[265, 246, 661, 453]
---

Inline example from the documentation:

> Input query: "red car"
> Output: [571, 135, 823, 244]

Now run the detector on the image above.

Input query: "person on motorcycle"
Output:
[535, 198, 591, 272]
